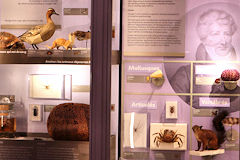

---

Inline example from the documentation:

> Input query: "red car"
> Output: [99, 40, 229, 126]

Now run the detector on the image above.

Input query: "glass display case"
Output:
[3, 0, 240, 160]
[0, 97, 16, 136]
[120, 0, 240, 160]
[0, 0, 120, 160]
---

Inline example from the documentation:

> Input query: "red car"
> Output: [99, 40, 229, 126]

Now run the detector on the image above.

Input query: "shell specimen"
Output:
[0, 32, 25, 49]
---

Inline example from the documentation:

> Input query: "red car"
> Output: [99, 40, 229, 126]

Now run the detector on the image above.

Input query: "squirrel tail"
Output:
[212, 110, 229, 147]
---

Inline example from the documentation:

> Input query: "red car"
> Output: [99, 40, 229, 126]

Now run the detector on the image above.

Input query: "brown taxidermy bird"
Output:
[192, 110, 229, 151]
[19, 8, 59, 49]
[74, 31, 91, 48]
[46, 32, 76, 50]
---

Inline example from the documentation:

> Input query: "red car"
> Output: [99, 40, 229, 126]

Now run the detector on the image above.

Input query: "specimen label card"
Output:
[123, 0, 185, 56]
[199, 97, 230, 107]
[0, 0, 61, 29]
[130, 100, 157, 109]
[124, 61, 174, 94]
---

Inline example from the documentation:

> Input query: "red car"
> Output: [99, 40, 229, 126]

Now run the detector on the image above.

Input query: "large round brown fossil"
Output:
[47, 103, 89, 141]
[0, 32, 25, 49]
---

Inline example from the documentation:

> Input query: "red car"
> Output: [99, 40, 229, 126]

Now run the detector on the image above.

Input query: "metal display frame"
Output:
[90, 0, 112, 160]
[0, 0, 114, 159]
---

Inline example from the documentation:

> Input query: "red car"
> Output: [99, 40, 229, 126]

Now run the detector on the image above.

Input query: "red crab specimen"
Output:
[153, 129, 184, 147]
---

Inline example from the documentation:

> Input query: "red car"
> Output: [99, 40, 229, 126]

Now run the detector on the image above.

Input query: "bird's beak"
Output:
[53, 11, 59, 15]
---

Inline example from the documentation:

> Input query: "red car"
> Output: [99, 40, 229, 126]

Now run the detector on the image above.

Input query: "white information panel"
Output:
[122, 0, 185, 56]
[0, 0, 62, 28]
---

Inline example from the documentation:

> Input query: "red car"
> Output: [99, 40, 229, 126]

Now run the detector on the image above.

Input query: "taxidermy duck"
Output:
[19, 8, 59, 49]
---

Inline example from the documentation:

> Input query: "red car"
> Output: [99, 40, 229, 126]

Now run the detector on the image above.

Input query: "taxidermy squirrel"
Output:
[192, 110, 229, 151]
[46, 32, 76, 50]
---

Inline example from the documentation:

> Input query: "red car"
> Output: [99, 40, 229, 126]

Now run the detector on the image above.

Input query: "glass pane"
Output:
[120, 1, 240, 160]
[111, 0, 121, 159]
[0, 0, 91, 159]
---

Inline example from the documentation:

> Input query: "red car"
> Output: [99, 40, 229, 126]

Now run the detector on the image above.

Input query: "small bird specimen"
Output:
[74, 31, 91, 48]
[46, 32, 76, 50]
[19, 8, 59, 49]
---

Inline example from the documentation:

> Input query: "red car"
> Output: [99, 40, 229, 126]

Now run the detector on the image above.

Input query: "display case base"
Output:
[189, 149, 225, 156]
